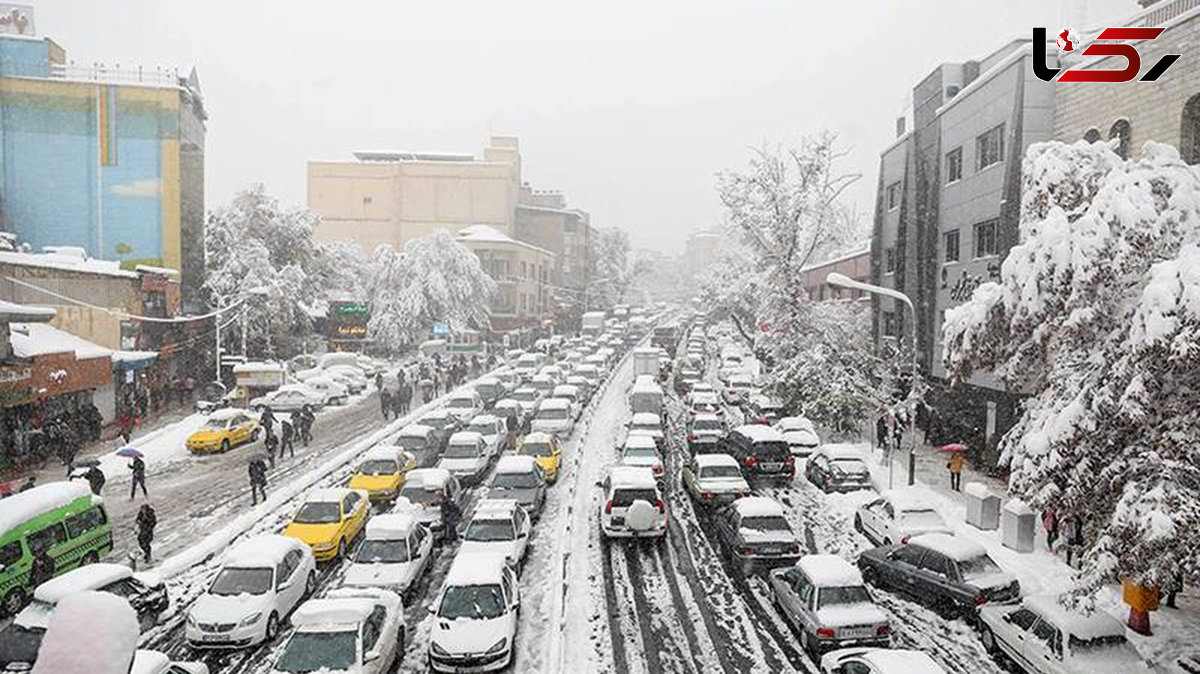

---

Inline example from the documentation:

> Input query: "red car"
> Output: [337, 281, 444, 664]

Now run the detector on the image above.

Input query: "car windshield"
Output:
[358, 459, 397, 475]
[959, 554, 1003, 582]
[1069, 633, 1133, 656]
[293, 502, 342, 524]
[752, 441, 790, 461]
[538, 408, 568, 420]
[624, 446, 657, 459]
[611, 488, 658, 507]
[631, 422, 660, 433]
[464, 519, 515, 542]
[700, 465, 742, 479]
[899, 509, 945, 529]
[439, 584, 506, 620]
[13, 600, 54, 630]
[202, 418, 232, 430]
[445, 442, 481, 459]
[275, 630, 358, 672]
[492, 471, 539, 489]
[448, 398, 475, 409]
[210, 567, 273, 596]
[817, 585, 872, 609]
[421, 415, 451, 429]
[355, 539, 409, 564]
[831, 458, 868, 474]
[399, 486, 442, 505]
[520, 441, 553, 457]
[513, 391, 538, 402]
[693, 419, 723, 431]
[739, 515, 790, 532]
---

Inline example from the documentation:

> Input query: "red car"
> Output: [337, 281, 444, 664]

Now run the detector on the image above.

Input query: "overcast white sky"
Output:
[40, 0, 1135, 254]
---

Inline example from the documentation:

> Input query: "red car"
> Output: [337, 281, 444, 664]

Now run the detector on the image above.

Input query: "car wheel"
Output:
[138, 609, 159, 632]
[304, 571, 317, 597]
[2, 588, 26, 617]
[979, 624, 998, 653]
[800, 629, 816, 659]
[265, 611, 280, 641]
[220, 439, 231, 453]
[82, 550, 100, 565]
[853, 515, 864, 534]
[252, 427, 262, 441]
[882, 538, 891, 546]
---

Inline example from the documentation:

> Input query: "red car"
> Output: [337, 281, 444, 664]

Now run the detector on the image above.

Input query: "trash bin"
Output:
[964, 482, 1001, 531]
[1001, 499, 1036, 552]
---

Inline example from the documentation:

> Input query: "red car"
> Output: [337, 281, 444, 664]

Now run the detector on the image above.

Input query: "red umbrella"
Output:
[937, 443, 968, 453]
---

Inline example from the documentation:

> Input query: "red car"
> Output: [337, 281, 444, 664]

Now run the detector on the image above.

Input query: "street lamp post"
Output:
[826, 272, 920, 488]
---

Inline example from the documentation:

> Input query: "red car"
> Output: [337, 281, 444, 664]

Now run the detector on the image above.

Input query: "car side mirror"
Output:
[594, 480, 604, 489]
[364, 650, 380, 663]
[427, 604, 437, 615]
[518, 531, 528, 539]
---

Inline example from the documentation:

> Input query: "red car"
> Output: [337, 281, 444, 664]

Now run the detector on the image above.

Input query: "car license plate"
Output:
[611, 517, 625, 526]
[201, 634, 227, 642]
[760, 463, 781, 472]
[840, 627, 873, 639]
[759, 546, 782, 555]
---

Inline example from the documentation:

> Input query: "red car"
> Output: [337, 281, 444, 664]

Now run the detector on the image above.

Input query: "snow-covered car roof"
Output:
[880, 488, 939, 512]
[553, 384, 579, 395]
[797, 554, 865, 587]
[0, 481, 94, 534]
[495, 455, 539, 473]
[207, 408, 249, 421]
[1020, 595, 1126, 639]
[397, 423, 435, 437]
[360, 445, 411, 463]
[291, 597, 378, 628]
[224, 534, 305, 568]
[365, 513, 419, 540]
[494, 399, 520, 408]
[907, 533, 986, 562]
[731, 496, 784, 518]
[623, 434, 658, 450]
[33, 563, 133, 604]
[632, 379, 662, 393]
[467, 414, 499, 425]
[444, 552, 510, 586]
[817, 444, 867, 461]
[694, 454, 739, 469]
[477, 375, 501, 385]
[630, 412, 661, 424]
[448, 431, 484, 445]
[691, 412, 723, 423]
[821, 648, 946, 674]
[130, 650, 173, 674]
[512, 386, 539, 395]
[305, 487, 356, 504]
[608, 466, 658, 489]
[447, 389, 479, 401]
[522, 431, 554, 444]
[531, 374, 554, 383]
[420, 408, 454, 420]
[733, 425, 785, 443]
[540, 397, 572, 410]
[404, 468, 453, 488]
[777, 416, 814, 431]
[472, 498, 520, 519]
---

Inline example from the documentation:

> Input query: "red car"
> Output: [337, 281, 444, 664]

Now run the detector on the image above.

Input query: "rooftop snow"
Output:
[33, 563, 132, 604]
[694, 453, 740, 468]
[0, 300, 55, 321]
[360, 445, 409, 462]
[818, 444, 867, 461]
[495, 455, 538, 473]
[734, 425, 785, 443]
[0, 249, 137, 278]
[397, 423, 435, 437]
[291, 597, 377, 627]
[882, 488, 939, 511]
[623, 435, 658, 450]
[365, 513, 419, 540]
[856, 649, 945, 674]
[444, 552, 510, 586]
[232, 361, 285, 373]
[405, 468, 452, 488]
[456, 225, 553, 255]
[909, 533, 987, 562]
[797, 554, 865, 587]
[1023, 595, 1126, 639]
[448, 431, 484, 444]
[224, 534, 304, 567]
[9, 322, 113, 360]
[473, 498, 519, 518]
[609, 465, 658, 488]
[0, 481, 93, 534]
[523, 431, 554, 443]
[307, 487, 354, 503]
[206, 408, 249, 421]
[31, 592, 139, 674]
[732, 496, 785, 518]
[541, 397, 571, 409]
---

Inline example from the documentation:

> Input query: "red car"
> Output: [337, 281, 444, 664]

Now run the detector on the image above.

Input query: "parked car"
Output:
[619, 434, 665, 481]
[768, 554, 890, 658]
[437, 432, 492, 486]
[250, 384, 326, 413]
[487, 455, 547, 519]
[509, 387, 544, 418]
[274, 588, 405, 674]
[681, 453, 749, 506]
[304, 376, 350, 405]
[417, 409, 464, 450]
[776, 416, 820, 457]
[348, 446, 417, 502]
[818, 648, 948, 674]
[324, 365, 369, 394]
[464, 414, 508, 454]
[977, 595, 1154, 673]
[626, 412, 665, 449]
[686, 412, 726, 453]
[857, 533, 1020, 620]
[854, 490, 952, 546]
[722, 373, 757, 405]
[393, 423, 442, 458]
[718, 425, 795, 482]
[475, 376, 507, 407]
[186, 408, 260, 454]
[714, 497, 803, 571]
[445, 389, 484, 423]
[396, 468, 464, 534]
[427, 553, 520, 673]
[806, 446, 872, 493]
[516, 432, 563, 483]
[459, 499, 532, 565]
[598, 466, 667, 540]
[343, 514, 433, 598]
[0, 563, 169, 671]
[186, 535, 317, 649]
[283, 488, 371, 562]
[531, 397, 576, 438]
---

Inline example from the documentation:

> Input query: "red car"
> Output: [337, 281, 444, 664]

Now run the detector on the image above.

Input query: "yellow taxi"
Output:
[185, 408, 260, 454]
[516, 431, 563, 483]
[347, 446, 418, 501]
[283, 488, 370, 561]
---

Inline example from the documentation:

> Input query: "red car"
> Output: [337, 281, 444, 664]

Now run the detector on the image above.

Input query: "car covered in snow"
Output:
[857, 533, 1020, 620]
[492, 398, 528, 428]
[743, 394, 786, 426]
[719, 425, 795, 483]
[130, 650, 209, 674]
[427, 553, 520, 673]
[464, 414, 508, 454]
[977, 594, 1153, 674]
[769, 554, 891, 658]
[528, 374, 557, 399]
[348, 445, 418, 502]
[775, 416, 821, 457]
[516, 432, 563, 483]
[626, 411, 665, 448]
[303, 376, 350, 405]
[395, 468, 464, 534]
[681, 453, 750, 506]
[437, 431, 493, 486]
[818, 648, 947, 674]
[487, 455, 547, 519]
[565, 375, 595, 403]
[854, 490, 952, 546]
[530, 397, 575, 437]
[273, 588, 405, 674]
[417, 409, 464, 450]
[186, 408, 260, 454]
[686, 390, 724, 418]
[459, 499, 532, 565]
[342, 514, 433, 598]
[444, 389, 484, 423]
[474, 376, 507, 407]
[715, 497, 803, 570]
[598, 466, 667, 540]
[250, 384, 326, 413]
[551, 384, 584, 418]
[618, 434, 665, 481]
[806, 445, 872, 493]
[393, 423, 441, 457]
[686, 412, 727, 453]
[283, 488, 371, 562]
[186, 535, 316, 649]
[508, 387, 545, 418]
[324, 365, 370, 394]
[721, 373, 757, 405]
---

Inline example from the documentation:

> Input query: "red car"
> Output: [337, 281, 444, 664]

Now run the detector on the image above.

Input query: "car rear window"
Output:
[611, 488, 658, 507]
[750, 440, 789, 460]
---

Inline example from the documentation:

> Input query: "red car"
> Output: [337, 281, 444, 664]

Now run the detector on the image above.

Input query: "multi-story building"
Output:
[681, 231, 723, 279]
[455, 225, 553, 332]
[800, 239, 871, 302]
[514, 185, 593, 320]
[0, 10, 207, 302]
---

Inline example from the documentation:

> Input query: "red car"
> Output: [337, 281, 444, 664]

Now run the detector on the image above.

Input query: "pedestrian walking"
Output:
[260, 406, 276, 440]
[129, 456, 147, 499]
[84, 466, 106, 495]
[249, 457, 268, 505]
[1166, 570, 1184, 609]
[280, 418, 295, 459]
[1043, 507, 1059, 549]
[119, 412, 134, 445]
[298, 406, 314, 446]
[265, 432, 278, 468]
[391, 387, 404, 418]
[380, 389, 392, 421]
[375, 372, 384, 393]
[29, 546, 54, 588]
[1064, 514, 1083, 566]
[440, 497, 462, 543]
[946, 452, 965, 492]
[875, 416, 889, 453]
[505, 412, 520, 452]
[135, 503, 156, 563]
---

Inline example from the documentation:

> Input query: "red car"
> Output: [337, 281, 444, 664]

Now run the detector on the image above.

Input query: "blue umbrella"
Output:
[116, 447, 143, 459]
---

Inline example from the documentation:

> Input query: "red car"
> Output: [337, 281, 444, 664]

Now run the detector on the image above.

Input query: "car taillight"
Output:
[744, 456, 758, 468]
[754, 417, 767, 425]
[974, 595, 989, 606]
[784, 455, 795, 466]
[655, 500, 665, 513]
[816, 628, 835, 638]
[688, 433, 697, 441]
[900, 534, 911, 544]
[739, 546, 755, 556]
[876, 624, 891, 636]
[605, 500, 613, 514]
[653, 464, 664, 475]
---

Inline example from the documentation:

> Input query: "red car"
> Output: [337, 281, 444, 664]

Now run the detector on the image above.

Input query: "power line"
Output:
[3, 276, 247, 324]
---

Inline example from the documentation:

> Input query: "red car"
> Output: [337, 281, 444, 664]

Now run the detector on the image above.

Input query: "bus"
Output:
[0, 482, 113, 616]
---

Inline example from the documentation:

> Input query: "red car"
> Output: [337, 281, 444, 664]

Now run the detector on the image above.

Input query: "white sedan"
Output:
[250, 385, 325, 413]
[819, 648, 947, 673]
[854, 490, 952, 546]
[273, 588, 405, 674]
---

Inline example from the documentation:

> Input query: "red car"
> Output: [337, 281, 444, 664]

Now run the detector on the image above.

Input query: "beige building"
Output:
[514, 186, 593, 292]
[308, 136, 523, 254]
[455, 225, 554, 332]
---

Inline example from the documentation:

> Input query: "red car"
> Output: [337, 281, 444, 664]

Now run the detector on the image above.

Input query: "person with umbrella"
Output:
[940, 443, 967, 492]
[122, 449, 147, 499]
[391, 385, 404, 418]
[259, 406, 276, 441]
[264, 431, 278, 468]
[505, 411, 520, 452]
[135, 503, 156, 563]
[248, 455, 268, 505]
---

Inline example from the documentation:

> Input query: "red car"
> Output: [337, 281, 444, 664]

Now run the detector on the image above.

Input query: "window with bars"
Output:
[886, 182, 901, 210]
[977, 124, 1005, 169]
[974, 220, 999, 258]
[945, 147, 963, 183]
[944, 229, 960, 263]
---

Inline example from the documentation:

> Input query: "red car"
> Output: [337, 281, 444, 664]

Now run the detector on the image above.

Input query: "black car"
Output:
[0, 564, 168, 671]
[805, 447, 872, 493]
[714, 497, 803, 572]
[717, 425, 794, 482]
[857, 533, 1021, 620]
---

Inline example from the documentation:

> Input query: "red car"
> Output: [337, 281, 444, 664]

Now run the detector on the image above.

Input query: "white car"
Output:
[186, 535, 316, 649]
[687, 390, 723, 417]
[396, 468, 464, 533]
[325, 365, 369, 393]
[445, 389, 484, 423]
[680, 453, 749, 505]
[509, 387, 543, 417]
[528, 374, 556, 398]
[573, 364, 601, 389]
[619, 434, 664, 480]
[819, 648, 948, 674]
[464, 413, 508, 454]
[626, 412, 665, 447]
[343, 514, 434, 598]
[250, 384, 326, 413]
[537, 365, 565, 386]
[776, 416, 821, 457]
[131, 650, 208, 674]
[459, 499, 532, 565]
[437, 431, 492, 485]
[428, 554, 520, 673]
[978, 595, 1154, 674]
[768, 554, 890, 657]
[551, 384, 583, 418]
[304, 377, 349, 405]
[530, 397, 575, 437]
[854, 490, 952, 546]
[274, 588, 405, 674]
[598, 466, 667, 539]
[687, 412, 726, 451]
[722, 373, 756, 405]
[513, 353, 541, 379]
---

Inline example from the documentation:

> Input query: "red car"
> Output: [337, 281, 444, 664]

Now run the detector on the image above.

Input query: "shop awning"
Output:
[112, 350, 158, 372]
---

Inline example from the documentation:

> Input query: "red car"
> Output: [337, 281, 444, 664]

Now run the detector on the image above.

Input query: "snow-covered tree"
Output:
[365, 230, 497, 350]
[943, 140, 1200, 601]
[587, 226, 633, 310]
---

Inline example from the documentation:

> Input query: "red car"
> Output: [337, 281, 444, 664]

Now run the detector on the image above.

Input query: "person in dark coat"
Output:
[440, 497, 462, 543]
[259, 407, 276, 440]
[875, 416, 889, 453]
[249, 457, 268, 505]
[129, 456, 147, 499]
[280, 418, 295, 459]
[380, 389, 392, 421]
[505, 412, 520, 451]
[375, 372, 384, 392]
[119, 412, 134, 445]
[135, 503, 156, 563]
[265, 433, 278, 468]
[84, 466, 106, 496]
[298, 406, 314, 446]
[29, 547, 54, 587]
[391, 388, 404, 418]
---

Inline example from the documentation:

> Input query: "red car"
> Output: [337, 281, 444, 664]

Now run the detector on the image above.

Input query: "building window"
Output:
[882, 311, 898, 338]
[974, 219, 999, 258]
[945, 147, 963, 184]
[976, 124, 1005, 169]
[362, 196, 372, 205]
[1083, 128, 1101, 144]
[886, 182, 901, 210]
[944, 229, 960, 263]
[1109, 119, 1131, 160]
[1181, 94, 1200, 165]
[884, 247, 896, 274]
[521, 261, 527, 278]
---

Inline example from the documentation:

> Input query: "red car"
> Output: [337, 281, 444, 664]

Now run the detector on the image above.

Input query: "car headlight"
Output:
[239, 612, 262, 627]
[430, 641, 450, 656]
[186, 612, 197, 627]
[485, 638, 508, 655]
[313, 541, 336, 551]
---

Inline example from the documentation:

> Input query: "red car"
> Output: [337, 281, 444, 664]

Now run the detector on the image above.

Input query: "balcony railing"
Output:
[0, 60, 180, 87]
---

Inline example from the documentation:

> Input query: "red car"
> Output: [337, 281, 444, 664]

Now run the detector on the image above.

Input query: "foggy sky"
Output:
[40, 0, 1135, 255]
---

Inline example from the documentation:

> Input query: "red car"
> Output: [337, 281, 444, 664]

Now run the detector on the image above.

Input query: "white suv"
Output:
[186, 535, 316, 649]
[598, 466, 667, 539]
[427, 554, 520, 673]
